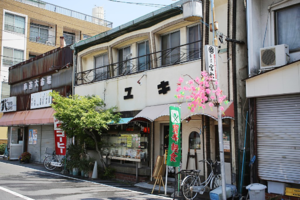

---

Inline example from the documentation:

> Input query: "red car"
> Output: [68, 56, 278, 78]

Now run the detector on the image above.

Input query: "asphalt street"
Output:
[0, 160, 172, 200]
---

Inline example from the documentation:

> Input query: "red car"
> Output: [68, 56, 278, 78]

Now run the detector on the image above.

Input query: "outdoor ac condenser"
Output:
[260, 44, 289, 70]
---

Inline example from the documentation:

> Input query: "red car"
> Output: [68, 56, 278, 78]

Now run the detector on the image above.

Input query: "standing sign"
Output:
[1, 97, 17, 112]
[167, 106, 181, 167]
[54, 117, 66, 155]
[204, 45, 218, 80]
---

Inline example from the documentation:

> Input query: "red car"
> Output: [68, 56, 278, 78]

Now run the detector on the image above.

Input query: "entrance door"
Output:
[9, 127, 24, 160]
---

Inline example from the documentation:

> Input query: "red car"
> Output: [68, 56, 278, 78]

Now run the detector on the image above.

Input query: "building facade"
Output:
[72, 0, 247, 185]
[246, 0, 300, 197]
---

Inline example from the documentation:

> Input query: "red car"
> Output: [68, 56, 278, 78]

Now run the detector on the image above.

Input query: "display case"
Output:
[101, 121, 150, 164]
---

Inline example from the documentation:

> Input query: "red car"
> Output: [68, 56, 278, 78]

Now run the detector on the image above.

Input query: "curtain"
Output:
[189, 25, 201, 60]
[276, 4, 300, 52]
[3, 48, 13, 66]
[30, 25, 39, 42]
[95, 54, 108, 81]
[4, 13, 14, 32]
[14, 15, 25, 34]
[13, 49, 24, 65]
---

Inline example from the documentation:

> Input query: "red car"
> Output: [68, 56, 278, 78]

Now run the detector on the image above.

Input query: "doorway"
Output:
[9, 127, 25, 160]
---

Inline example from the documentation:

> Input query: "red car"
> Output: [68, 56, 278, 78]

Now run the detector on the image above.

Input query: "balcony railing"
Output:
[15, 0, 113, 28]
[76, 40, 202, 86]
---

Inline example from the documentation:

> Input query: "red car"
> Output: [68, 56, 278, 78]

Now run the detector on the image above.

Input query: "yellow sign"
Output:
[127, 136, 132, 147]
[286, 187, 300, 197]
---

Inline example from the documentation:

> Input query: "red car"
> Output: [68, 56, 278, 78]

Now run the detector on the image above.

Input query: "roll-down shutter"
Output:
[257, 94, 300, 184]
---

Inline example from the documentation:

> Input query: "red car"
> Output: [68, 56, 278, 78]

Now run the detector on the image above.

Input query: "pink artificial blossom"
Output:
[179, 77, 184, 83]
[209, 102, 214, 107]
[176, 86, 181, 92]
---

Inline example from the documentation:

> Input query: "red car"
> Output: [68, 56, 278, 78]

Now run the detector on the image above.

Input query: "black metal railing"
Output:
[76, 40, 202, 85]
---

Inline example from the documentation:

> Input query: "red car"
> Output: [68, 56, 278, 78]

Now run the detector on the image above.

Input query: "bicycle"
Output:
[181, 159, 222, 200]
[43, 147, 64, 171]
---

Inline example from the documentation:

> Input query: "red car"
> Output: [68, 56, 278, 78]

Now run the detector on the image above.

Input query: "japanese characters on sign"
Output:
[204, 45, 218, 80]
[167, 106, 181, 167]
[0, 97, 17, 112]
[23, 76, 52, 91]
[30, 90, 52, 109]
[54, 117, 67, 155]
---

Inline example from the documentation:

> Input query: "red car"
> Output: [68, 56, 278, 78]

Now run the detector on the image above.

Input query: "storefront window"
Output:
[101, 121, 150, 164]
[11, 127, 23, 144]
[189, 131, 201, 149]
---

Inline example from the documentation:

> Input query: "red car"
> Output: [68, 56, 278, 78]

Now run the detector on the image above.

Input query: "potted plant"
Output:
[19, 152, 31, 163]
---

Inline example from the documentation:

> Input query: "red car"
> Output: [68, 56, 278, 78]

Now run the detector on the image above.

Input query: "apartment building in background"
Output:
[0, 0, 112, 99]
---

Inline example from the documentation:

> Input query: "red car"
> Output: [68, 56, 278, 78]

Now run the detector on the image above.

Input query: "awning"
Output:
[109, 117, 133, 125]
[130, 104, 179, 122]
[0, 108, 55, 126]
[131, 102, 234, 123]
[181, 101, 235, 121]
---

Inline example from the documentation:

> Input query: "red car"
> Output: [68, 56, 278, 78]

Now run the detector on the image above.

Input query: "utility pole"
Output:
[210, 0, 226, 199]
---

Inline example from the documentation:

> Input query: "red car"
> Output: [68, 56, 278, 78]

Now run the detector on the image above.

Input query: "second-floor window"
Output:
[188, 24, 201, 60]
[275, 4, 300, 53]
[95, 53, 109, 81]
[63, 32, 75, 46]
[161, 31, 180, 66]
[118, 46, 131, 75]
[4, 13, 25, 34]
[30, 23, 50, 45]
[138, 41, 150, 71]
[3, 47, 24, 66]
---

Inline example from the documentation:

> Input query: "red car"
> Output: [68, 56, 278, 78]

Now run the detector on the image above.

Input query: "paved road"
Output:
[0, 161, 171, 200]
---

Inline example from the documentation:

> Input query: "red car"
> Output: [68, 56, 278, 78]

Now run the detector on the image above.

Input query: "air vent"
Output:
[261, 48, 275, 66]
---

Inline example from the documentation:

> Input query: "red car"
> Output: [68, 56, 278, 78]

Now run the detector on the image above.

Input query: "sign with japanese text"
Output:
[167, 106, 181, 167]
[54, 130, 67, 155]
[30, 90, 52, 109]
[0, 96, 17, 112]
[204, 45, 218, 80]
[54, 117, 66, 155]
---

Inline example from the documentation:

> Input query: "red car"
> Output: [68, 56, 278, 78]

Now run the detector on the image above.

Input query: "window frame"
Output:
[118, 45, 132, 75]
[269, 1, 300, 56]
[29, 23, 50, 45]
[63, 31, 76, 46]
[94, 53, 109, 81]
[4, 11, 26, 35]
[137, 40, 150, 72]
[2, 47, 24, 66]
[187, 23, 202, 60]
[161, 30, 181, 66]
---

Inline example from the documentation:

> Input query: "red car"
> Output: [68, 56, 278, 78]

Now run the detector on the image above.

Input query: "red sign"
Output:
[54, 130, 66, 155]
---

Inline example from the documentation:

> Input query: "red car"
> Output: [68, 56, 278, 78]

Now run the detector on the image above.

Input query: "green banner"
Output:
[167, 106, 181, 167]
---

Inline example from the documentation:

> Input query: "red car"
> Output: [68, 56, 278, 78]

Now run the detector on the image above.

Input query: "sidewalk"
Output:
[0, 157, 211, 200]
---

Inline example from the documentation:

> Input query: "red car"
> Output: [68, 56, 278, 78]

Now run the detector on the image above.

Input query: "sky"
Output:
[46, 0, 178, 28]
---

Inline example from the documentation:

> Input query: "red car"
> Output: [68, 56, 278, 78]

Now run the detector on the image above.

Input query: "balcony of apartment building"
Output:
[76, 39, 202, 86]
[14, 0, 113, 28]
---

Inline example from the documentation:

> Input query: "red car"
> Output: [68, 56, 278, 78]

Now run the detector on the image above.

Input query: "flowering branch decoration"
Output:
[175, 71, 228, 113]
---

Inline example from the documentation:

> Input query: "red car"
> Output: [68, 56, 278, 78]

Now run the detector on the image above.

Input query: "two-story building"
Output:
[246, 0, 300, 197]
[0, 39, 73, 162]
[72, 0, 247, 184]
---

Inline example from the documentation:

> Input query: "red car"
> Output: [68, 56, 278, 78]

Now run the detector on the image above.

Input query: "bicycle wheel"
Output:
[43, 156, 57, 170]
[210, 174, 222, 190]
[181, 175, 199, 200]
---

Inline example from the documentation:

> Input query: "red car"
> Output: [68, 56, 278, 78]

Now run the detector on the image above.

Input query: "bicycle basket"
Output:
[45, 147, 55, 155]
[213, 162, 221, 175]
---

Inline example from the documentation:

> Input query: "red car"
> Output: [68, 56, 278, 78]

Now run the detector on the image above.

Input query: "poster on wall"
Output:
[30, 90, 52, 109]
[28, 129, 37, 144]
[223, 132, 230, 152]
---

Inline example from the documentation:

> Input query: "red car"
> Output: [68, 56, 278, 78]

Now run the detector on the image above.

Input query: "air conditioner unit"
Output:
[260, 44, 289, 70]
[46, 41, 52, 46]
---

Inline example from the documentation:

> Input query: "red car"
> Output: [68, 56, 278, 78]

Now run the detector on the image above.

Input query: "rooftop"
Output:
[15, 0, 113, 28]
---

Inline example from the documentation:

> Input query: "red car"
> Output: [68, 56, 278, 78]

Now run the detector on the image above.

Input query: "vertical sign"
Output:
[54, 117, 66, 155]
[167, 106, 181, 167]
[204, 45, 218, 80]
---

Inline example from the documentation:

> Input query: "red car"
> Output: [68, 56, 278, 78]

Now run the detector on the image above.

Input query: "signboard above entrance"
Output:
[30, 90, 52, 109]
[0, 96, 17, 112]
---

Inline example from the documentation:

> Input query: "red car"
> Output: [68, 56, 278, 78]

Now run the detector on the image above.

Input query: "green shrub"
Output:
[0, 144, 6, 154]
[102, 166, 116, 180]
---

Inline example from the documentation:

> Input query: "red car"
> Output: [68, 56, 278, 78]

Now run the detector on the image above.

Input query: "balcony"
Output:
[76, 40, 201, 86]
[14, 0, 113, 28]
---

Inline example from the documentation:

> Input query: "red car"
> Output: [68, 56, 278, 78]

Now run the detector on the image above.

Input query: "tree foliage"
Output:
[50, 91, 120, 169]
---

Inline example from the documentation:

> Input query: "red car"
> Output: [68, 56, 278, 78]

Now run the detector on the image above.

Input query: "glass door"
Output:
[9, 127, 24, 160]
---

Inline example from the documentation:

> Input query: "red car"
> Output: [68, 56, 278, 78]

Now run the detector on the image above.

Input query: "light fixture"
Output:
[137, 73, 146, 86]
[185, 117, 192, 123]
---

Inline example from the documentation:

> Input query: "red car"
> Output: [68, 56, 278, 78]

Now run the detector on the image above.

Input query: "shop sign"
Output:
[167, 106, 181, 167]
[54, 117, 66, 155]
[54, 130, 66, 155]
[31, 90, 52, 109]
[0, 96, 17, 112]
[286, 187, 300, 197]
[204, 45, 218, 80]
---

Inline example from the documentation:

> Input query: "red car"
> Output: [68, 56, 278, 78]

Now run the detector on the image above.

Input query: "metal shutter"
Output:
[257, 94, 300, 184]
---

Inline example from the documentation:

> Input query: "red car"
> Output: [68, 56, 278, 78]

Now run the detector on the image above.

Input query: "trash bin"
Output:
[246, 183, 267, 200]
